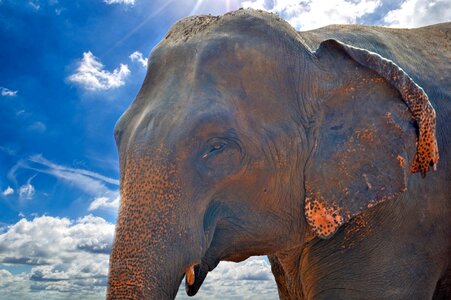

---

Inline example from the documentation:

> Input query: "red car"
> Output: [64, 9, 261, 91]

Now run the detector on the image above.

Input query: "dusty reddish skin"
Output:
[304, 197, 343, 239]
[107, 145, 182, 299]
[397, 75, 439, 175]
[108, 10, 449, 300]
[397, 154, 406, 168]
[305, 41, 439, 239]
[342, 214, 370, 249]
[328, 40, 439, 176]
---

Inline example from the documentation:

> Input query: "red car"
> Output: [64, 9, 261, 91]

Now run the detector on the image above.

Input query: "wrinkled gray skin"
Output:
[108, 10, 450, 299]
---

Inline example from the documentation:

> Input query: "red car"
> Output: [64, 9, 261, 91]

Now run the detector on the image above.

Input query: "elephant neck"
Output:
[269, 244, 309, 300]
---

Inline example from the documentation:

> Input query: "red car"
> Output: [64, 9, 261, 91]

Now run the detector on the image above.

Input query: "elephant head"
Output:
[107, 10, 438, 299]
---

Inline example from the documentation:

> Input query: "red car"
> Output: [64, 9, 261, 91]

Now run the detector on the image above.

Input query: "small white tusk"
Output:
[186, 265, 195, 286]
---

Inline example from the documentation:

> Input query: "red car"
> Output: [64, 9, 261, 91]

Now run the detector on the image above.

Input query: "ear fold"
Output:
[321, 39, 439, 175]
[304, 39, 439, 239]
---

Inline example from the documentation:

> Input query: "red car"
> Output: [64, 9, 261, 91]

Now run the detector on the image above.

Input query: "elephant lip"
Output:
[185, 261, 214, 296]
[184, 201, 227, 296]
[182, 244, 212, 296]
[184, 249, 220, 296]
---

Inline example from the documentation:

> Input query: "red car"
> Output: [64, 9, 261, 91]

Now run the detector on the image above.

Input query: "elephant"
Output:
[107, 9, 450, 299]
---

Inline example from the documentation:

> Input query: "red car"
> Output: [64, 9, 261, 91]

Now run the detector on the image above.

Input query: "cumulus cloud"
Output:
[0, 214, 277, 299]
[0, 269, 15, 286]
[2, 186, 14, 197]
[384, 0, 451, 28]
[68, 51, 130, 91]
[104, 0, 135, 5]
[0, 215, 114, 298]
[0, 87, 18, 96]
[129, 51, 148, 68]
[241, 0, 381, 30]
[177, 257, 277, 299]
[88, 194, 120, 211]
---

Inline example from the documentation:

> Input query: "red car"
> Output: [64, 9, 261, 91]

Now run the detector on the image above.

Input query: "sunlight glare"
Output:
[189, 0, 204, 15]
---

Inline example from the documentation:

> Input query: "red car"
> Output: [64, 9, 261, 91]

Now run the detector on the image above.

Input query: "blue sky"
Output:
[0, 0, 449, 299]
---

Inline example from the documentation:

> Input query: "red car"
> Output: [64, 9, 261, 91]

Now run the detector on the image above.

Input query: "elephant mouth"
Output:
[184, 261, 212, 296]
[180, 203, 217, 296]
[184, 225, 222, 296]
[183, 244, 250, 296]
[184, 201, 225, 296]
[184, 202, 243, 296]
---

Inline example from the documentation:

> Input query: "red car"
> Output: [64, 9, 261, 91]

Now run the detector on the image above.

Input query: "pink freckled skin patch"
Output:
[304, 196, 344, 239]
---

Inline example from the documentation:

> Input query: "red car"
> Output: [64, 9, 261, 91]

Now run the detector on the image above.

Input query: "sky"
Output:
[0, 0, 450, 299]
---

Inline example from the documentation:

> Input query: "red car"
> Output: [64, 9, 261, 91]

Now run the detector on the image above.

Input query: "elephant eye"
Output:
[201, 142, 225, 159]
[197, 137, 242, 177]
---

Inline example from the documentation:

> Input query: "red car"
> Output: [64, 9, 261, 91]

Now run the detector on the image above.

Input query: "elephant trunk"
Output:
[107, 150, 201, 299]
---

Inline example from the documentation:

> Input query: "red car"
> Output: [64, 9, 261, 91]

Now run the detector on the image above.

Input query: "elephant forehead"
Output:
[129, 41, 296, 136]
[117, 27, 305, 153]
[161, 9, 303, 55]
[154, 33, 287, 85]
[116, 10, 312, 152]
[171, 38, 295, 111]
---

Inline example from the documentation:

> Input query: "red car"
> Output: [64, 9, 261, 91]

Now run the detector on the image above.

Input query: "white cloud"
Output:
[0, 269, 31, 299]
[241, 0, 381, 30]
[28, 121, 47, 133]
[29, 0, 40, 10]
[0, 269, 15, 287]
[68, 51, 130, 91]
[19, 179, 35, 200]
[0, 87, 18, 96]
[88, 194, 120, 211]
[384, 0, 451, 28]
[104, 0, 135, 5]
[0, 215, 114, 299]
[177, 257, 277, 299]
[129, 51, 148, 68]
[0, 214, 277, 299]
[28, 154, 119, 186]
[13, 154, 118, 195]
[8, 155, 120, 213]
[2, 186, 14, 197]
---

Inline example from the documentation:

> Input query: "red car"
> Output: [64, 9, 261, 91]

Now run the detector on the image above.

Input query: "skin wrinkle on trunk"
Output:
[108, 145, 186, 299]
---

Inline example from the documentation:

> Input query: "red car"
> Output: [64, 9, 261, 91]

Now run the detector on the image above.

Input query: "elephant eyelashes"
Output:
[200, 142, 225, 159]
[197, 137, 242, 178]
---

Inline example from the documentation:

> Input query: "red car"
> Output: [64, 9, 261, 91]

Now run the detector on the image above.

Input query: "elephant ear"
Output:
[304, 39, 439, 239]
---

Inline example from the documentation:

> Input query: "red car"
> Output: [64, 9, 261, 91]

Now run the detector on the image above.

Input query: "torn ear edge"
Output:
[320, 39, 439, 177]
